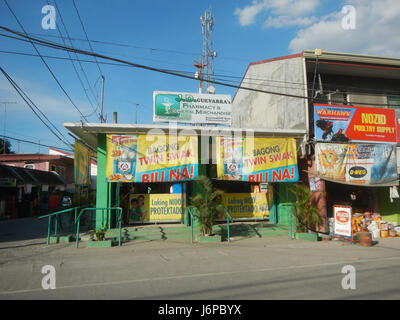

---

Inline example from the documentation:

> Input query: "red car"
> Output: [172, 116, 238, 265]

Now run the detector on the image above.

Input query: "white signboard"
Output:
[153, 91, 232, 125]
[333, 205, 352, 238]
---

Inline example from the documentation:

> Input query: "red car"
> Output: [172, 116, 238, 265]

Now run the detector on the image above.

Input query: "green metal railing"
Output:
[38, 207, 77, 244]
[38, 204, 93, 245]
[223, 207, 232, 242]
[75, 207, 122, 248]
[186, 207, 195, 243]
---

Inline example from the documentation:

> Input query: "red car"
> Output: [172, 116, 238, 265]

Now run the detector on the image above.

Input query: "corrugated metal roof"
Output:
[0, 164, 65, 185]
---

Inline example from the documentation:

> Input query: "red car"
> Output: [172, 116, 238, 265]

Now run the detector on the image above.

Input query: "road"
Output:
[0, 217, 400, 300]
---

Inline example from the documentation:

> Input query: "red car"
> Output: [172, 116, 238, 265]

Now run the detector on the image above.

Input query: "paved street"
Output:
[0, 218, 400, 300]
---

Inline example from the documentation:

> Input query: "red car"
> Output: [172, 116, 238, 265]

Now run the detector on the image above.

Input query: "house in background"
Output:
[0, 153, 74, 191]
[49, 147, 97, 190]
[0, 164, 65, 219]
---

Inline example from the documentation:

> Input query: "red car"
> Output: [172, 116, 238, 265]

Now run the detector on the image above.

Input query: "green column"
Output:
[190, 136, 208, 232]
[276, 183, 296, 230]
[96, 133, 110, 230]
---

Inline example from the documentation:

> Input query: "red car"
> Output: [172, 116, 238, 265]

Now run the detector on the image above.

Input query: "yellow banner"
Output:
[216, 137, 298, 182]
[221, 192, 271, 219]
[106, 135, 138, 182]
[135, 135, 198, 182]
[74, 140, 91, 185]
[129, 193, 184, 222]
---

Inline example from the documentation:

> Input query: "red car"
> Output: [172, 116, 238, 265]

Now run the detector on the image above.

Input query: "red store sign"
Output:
[314, 104, 397, 144]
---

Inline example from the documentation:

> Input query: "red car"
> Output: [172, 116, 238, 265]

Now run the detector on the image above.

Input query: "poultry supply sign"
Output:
[153, 91, 232, 125]
[314, 104, 397, 144]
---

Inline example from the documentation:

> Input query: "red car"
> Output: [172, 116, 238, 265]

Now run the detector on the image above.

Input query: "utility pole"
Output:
[194, 62, 206, 94]
[135, 103, 139, 124]
[99, 75, 105, 123]
[1, 101, 17, 154]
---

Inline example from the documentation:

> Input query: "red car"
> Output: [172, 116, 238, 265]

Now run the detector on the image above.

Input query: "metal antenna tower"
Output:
[200, 6, 217, 94]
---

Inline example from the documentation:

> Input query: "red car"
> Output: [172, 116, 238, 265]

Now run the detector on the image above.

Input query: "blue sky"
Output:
[1, 0, 399, 153]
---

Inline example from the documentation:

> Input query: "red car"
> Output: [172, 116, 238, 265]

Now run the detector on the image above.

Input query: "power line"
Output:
[50, 0, 98, 118]
[2, 0, 89, 122]
[71, 0, 103, 77]
[1, 25, 398, 107]
[25, 32, 250, 62]
[0, 134, 73, 152]
[3, 48, 400, 97]
[0, 66, 73, 149]
[45, 1, 101, 108]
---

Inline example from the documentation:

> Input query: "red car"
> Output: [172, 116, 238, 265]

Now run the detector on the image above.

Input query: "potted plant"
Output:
[189, 175, 224, 241]
[289, 184, 322, 241]
[87, 224, 113, 247]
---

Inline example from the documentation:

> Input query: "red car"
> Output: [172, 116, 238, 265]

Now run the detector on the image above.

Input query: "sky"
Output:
[1, 0, 400, 154]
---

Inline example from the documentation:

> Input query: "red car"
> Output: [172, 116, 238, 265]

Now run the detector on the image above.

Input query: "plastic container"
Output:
[389, 229, 397, 237]
[381, 230, 389, 238]
[358, 232, 372, 247]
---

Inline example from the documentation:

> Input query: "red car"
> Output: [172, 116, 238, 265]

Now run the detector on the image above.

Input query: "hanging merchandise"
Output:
[389, 186, 399, 203]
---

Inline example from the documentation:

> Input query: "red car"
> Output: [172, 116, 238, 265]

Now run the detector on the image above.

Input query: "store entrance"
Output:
[118, 182, 186, 226]
[325, 181, 377, 217]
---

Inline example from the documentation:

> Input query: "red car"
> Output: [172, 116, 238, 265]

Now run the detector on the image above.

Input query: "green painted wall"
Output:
[377, 187, 400, 224]
[276, 183, 296, 227]
[95, 133, 110, 230]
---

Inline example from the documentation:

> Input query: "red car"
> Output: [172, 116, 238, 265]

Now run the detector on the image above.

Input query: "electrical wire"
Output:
[0, 134, 73, 152]
[71, 0, 103, 77]
[0, 25, 399, 107]
[3, 48, 400, 98]
[0, 66, 73, 149]
[50, 0, 98, 118]
[25, 32, 250, 62]
[2, 0, 89, 122]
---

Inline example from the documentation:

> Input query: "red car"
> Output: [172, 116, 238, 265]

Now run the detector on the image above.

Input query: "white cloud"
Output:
[235, 0, 321, 28]
[289, 0, 400, 57]
[0, 76, 96, 122]
[235, 1, 267, 26]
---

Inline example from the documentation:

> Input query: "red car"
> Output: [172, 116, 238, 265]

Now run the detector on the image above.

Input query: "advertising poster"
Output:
[153, 91, 232, 125]
[106, 135, 138, 182]
[333, 205, 352, 238]
[129, 194, 184, 222]
[216, 137, 299, 182]
[316, 143, 398, 185]
[74, 140, 91, 186]
[216, 137, 243, 181]
[221, 193, 270, 219]
[309, 177, 322, 192]
[314, 104, 397, 144]
[135, 135, 198, 183]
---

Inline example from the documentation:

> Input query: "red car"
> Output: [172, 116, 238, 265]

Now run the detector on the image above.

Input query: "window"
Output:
[56, 166, 65, 178]
[388, 96, 400, 118]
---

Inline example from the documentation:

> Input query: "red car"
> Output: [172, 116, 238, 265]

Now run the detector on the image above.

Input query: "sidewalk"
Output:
[1, 225, 400, 299]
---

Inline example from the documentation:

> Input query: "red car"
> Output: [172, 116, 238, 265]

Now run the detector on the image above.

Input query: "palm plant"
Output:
[289, 184, 322, 233]
[189, 175, 224, 236]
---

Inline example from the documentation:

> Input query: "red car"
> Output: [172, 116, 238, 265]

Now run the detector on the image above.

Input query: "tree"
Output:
[0, 138, 13, 154]
[189, 175, 224, 236]
[289, 184, 322, 233]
